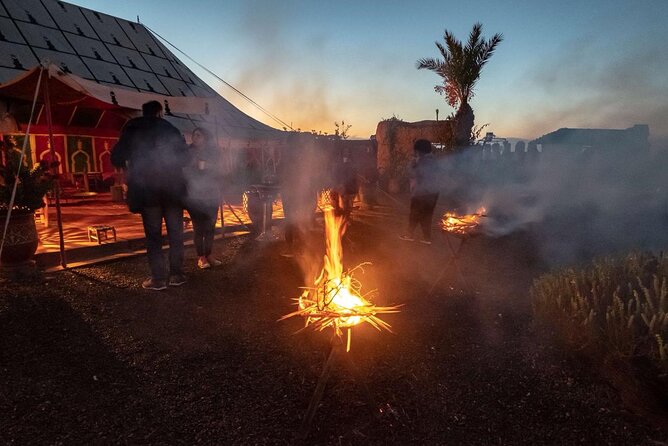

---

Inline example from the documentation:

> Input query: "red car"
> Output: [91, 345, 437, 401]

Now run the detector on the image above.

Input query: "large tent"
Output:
[0, 0, 285, 177]
[0, 0, 289, 268]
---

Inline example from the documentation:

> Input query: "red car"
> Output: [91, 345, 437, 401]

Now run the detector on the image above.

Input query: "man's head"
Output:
[142, 100, 163, 118]
[414, 139, 432, 155]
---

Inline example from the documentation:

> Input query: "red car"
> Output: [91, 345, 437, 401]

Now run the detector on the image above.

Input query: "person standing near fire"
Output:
[184, 127, 223, 269]
[400, 139, 440, 245]
[334, 151, 358, 221]
[111, 100, 188, 290]
[278, 133, 318, 257]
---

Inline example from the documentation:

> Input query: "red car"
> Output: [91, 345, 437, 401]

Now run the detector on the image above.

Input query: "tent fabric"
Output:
[0, 0, 284, 141]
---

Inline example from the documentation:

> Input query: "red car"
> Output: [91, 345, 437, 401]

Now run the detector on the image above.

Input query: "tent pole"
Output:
[42, 66, 67, 269]
[213, 114, 225, 229]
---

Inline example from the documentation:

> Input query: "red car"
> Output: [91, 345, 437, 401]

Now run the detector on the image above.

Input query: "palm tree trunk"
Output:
[454, 102, 475, 148]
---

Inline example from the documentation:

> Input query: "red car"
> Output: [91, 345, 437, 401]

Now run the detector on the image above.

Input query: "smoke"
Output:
[519, 37, 668, 144]
[434, 144, 668, 266]
[224, 2, 336, 132]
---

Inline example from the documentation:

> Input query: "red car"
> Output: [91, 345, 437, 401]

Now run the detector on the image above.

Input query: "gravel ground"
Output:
[1, 205, 666, 445]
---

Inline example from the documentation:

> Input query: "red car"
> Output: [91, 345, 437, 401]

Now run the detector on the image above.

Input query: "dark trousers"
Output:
[141, 204, 184, 281]
[408, 193, 439, 241]
[189, 206, 218, 257]
[282, 191, 313, 253]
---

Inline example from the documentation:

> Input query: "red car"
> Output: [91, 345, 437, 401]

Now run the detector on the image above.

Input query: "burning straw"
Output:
[440, 207, 487, 236]
[281, 190, 400, 352]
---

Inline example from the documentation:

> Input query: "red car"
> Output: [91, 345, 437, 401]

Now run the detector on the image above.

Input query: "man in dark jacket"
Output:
[111, 101, 188, 290]
[400, 139, 440, 245]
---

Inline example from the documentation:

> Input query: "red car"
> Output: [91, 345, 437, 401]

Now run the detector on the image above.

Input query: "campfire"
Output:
[440, 207, 487, 236]
[281, 190, 400, 352]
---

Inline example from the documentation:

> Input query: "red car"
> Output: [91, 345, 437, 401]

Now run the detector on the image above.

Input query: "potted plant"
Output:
[0, 147, 55, 265]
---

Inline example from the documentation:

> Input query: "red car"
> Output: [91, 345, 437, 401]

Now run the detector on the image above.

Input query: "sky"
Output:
[69, 0, 668, 145]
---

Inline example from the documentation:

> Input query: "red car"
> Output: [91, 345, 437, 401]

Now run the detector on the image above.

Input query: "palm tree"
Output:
[417, 23, 503, 147]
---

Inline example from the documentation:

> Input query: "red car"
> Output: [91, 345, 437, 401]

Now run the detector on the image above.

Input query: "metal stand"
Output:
[253, 184, 280, 242]
[299, 335, 376, 439]
[426, 234, 473, 297]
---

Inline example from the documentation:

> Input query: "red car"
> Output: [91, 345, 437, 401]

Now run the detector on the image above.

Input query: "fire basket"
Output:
[281, 190, 400, 437]
[281, 191, 400, 351]
[251, 183, 280, 241]
[428, 208, 487, 296]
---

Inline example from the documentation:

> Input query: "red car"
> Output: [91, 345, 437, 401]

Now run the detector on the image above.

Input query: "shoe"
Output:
[197, 257, 211, 269]
[399, 234, 415, 242]
[206, 256, 222, 267]
[142, 278, 167, 291]
[419, 239, 432, 245]
[168, 274, 187, 287]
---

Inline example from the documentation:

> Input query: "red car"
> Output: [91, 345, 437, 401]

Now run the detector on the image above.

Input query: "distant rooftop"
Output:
[532, 125, 649, 148]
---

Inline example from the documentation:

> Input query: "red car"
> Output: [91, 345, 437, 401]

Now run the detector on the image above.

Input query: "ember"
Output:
[440, 207, 486, 236]
[281, 191, 399, 352]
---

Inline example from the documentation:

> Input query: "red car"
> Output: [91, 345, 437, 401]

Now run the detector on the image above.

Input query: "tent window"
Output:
[70, 108, 103, 128]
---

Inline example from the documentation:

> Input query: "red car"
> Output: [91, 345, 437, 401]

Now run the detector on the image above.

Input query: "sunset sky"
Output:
[70, 0, 668, 144]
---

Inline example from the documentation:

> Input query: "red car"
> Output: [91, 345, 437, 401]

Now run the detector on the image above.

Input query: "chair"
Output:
[87, 225, 117, 244]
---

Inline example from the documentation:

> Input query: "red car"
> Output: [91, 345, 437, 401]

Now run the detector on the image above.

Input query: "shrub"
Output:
[1, 146, 56, 212]
[531, 251, 668, 373]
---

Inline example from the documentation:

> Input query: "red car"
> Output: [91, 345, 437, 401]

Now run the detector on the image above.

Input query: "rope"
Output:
[0, 66, 44, 261]
[142, 23, 294, 132]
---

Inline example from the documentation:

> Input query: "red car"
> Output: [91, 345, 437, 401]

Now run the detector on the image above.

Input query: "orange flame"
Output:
[440, 207, 486, 235]
[281, 199, 399, 351]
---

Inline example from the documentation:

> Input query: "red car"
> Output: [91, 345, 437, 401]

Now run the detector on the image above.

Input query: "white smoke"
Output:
[434, 142, 668, 265]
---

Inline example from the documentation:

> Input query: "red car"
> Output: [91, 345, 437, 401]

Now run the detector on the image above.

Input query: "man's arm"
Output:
[111, 122, 136, 168]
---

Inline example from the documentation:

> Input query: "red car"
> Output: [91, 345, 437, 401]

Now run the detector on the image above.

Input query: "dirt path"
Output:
[1, 205, 665, 445]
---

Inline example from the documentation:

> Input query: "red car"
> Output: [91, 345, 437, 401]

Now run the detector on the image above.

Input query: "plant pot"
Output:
[0, 209, 39, 265]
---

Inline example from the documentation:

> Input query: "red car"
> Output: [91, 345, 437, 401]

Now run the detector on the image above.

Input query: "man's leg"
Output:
[189, 209, 206, 257]
[408, 197, 420, 235]
[164, 204, 184, 277]
[201, 206, 217, 257]
[419, 194, 439, 242]
[141, 206, 168, 281]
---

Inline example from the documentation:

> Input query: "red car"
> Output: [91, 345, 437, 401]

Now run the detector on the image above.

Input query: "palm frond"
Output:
[416, 57, 442, 71]
[416, 22, 502, 113]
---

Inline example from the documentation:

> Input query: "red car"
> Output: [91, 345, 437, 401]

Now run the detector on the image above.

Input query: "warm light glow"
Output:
[317, 189, 337, 212]
[440, 207, 486, 235]
[281, 197, 399, 351]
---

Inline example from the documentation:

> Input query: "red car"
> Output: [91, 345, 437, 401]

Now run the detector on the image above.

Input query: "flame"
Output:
[281, 195, 399, 351]
[440, 207, 486, 235]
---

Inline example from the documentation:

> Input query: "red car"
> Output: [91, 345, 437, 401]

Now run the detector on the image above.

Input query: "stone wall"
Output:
[375, 119, 454, 182]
